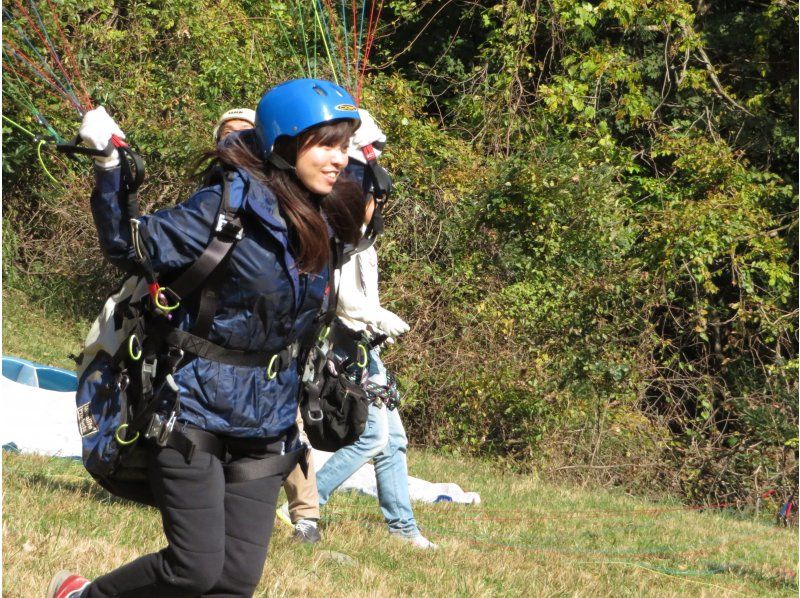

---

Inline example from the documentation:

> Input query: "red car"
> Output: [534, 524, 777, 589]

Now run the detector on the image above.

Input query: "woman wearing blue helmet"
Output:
[48, 79, 362, 598]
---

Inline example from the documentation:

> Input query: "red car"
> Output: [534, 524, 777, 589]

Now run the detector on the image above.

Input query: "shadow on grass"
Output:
[9, 466, 155, 510]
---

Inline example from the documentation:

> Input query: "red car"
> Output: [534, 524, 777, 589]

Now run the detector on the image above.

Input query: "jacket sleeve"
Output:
[335, 248, 406, 330]
[90, 166, 222, 275]
[336, 257, 380, 327]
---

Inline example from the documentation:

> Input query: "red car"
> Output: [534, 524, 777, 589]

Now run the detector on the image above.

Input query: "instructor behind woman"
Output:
[48, 79, 362, 598]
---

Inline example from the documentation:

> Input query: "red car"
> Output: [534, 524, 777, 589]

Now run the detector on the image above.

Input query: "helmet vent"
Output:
[312, 85, 327, 96]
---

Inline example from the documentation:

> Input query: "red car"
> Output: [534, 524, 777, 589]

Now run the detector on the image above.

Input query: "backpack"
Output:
[76, 168, 303, 505]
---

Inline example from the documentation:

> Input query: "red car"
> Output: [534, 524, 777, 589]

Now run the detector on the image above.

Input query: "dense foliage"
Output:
[2, 0, 796, 503]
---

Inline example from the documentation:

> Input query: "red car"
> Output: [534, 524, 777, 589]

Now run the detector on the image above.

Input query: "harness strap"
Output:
[300, 238, 346, 423]
[165, 426, 304, 483]
[170, 235, 239, 300]
[160, 324, 301, 369]
[169, 426, 226, 461]
[170, 171, 242, 301]
[224, 450, 304, 483]
[325, 239, 344, 321]
[191, 264, 225, 339]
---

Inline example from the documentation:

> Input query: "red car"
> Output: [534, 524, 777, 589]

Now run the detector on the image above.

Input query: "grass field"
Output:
[3, 450, 798, 597]
[2, 291, 798, 596]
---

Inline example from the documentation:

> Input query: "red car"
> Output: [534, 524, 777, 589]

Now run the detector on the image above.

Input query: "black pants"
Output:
[85, 444, 283, 598]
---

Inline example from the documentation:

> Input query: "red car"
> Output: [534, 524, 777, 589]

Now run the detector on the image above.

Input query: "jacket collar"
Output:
[233, 167, 288, 232]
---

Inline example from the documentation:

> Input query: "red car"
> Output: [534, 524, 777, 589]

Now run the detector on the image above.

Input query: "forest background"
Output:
[2, 0, 797, 506]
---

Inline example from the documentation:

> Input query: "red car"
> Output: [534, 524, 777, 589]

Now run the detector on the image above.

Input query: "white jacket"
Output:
[335, 245, 408, 338]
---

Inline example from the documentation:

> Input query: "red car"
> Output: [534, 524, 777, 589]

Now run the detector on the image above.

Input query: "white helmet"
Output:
[213, 108, 256, 141]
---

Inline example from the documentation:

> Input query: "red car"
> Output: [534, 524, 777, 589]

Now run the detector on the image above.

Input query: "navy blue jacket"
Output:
[89, 165, 328, 438]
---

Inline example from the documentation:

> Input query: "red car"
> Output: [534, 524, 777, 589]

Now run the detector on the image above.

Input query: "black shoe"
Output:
[292, 519, 321, 544]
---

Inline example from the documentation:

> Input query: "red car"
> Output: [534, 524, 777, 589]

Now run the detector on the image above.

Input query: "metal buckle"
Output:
[116, 372, 130, 392]
[141, 357, 158, 380]
[307, 408, 324, 423]
[144, 411, 178, 447]
[215, 213, 244, 240]
[144, 414, 162, 441]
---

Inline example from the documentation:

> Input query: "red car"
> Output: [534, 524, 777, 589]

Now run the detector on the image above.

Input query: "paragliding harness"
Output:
[299, 318, 386, 452]
[72, 150, 304, 506]
[298, 256, 396, 451]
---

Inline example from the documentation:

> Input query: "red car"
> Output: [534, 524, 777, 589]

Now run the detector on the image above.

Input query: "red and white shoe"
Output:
[46, 570, 90, 598]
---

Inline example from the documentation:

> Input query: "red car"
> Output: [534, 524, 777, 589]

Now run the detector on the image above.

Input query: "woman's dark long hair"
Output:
[209, 120, 359, 273]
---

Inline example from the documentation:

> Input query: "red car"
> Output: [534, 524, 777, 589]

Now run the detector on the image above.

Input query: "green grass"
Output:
[3, 450, 797, 597]
[2, 287, 90, 369]
[3, 287, 798, 596]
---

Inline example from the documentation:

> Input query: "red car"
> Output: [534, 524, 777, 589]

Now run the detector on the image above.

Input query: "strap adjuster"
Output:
[215, 213, 243, 240]
[141, 356, 157, 377]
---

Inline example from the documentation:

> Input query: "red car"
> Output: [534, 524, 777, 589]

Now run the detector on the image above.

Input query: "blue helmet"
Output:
[254, 78, 360, 158]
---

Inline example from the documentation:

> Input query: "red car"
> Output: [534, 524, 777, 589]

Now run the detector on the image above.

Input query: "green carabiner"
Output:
[114, 424, 139, 446]
[154, 286, 180, 312]
[357, 343, 368, 368]
[128, 334, 142, 361]
[318, 325, 330, 342]
[267, 354, 279, 380]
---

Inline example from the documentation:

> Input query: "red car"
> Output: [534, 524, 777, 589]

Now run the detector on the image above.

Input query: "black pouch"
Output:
[301, 368, 370, 452]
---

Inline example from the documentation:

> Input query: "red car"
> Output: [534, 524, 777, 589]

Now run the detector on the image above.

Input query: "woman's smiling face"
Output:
[295, 141, 349, 195]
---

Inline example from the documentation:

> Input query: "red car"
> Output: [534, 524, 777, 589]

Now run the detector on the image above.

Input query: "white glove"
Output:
[79, 106, 126, 169]
[348, 108, 386, 163]
[375, 309, 410, 339]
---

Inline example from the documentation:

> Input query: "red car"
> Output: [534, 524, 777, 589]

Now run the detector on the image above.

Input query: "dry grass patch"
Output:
[3, 451, 797, 597]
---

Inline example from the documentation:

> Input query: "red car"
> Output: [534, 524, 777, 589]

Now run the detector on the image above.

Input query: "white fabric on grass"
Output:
[0, 376, 83, 457]
[0, 378, 480, 504]
[313, 448, 481, 504]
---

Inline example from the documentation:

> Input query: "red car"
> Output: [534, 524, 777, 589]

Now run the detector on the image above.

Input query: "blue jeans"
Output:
[316, 350, 420, 537]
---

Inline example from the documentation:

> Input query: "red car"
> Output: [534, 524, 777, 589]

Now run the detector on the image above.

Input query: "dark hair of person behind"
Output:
[210, 120, 358, 273]
[321, 179, 367, 246]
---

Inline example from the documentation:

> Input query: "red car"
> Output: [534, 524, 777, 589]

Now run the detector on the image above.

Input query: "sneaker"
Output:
[292, 519, 321, 544]
[395, 533, 438, 550]
[276, 502, 293, 528]
[47, 570, 90, 598]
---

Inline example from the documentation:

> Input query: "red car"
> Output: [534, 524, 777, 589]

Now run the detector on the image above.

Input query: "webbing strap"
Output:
[168, 426, 303, 483]
[170, 236, 238, 300]
[191, 264, 225, 339]
[170, 171, 241, 301]
[169, 426, 226, 461]
[325, 240, 343, 322]
[224, 449, 303, 483]
[160, 325, 300, 369]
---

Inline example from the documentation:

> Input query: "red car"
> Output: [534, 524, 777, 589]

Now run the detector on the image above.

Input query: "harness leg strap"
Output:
[224, 449, 305, 484]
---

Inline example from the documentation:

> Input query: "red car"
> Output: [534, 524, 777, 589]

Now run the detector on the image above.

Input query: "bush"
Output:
[2, 0, 796, 503]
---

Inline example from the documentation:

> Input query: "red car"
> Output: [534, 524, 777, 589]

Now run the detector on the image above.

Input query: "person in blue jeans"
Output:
[315, 109, 437, 550]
